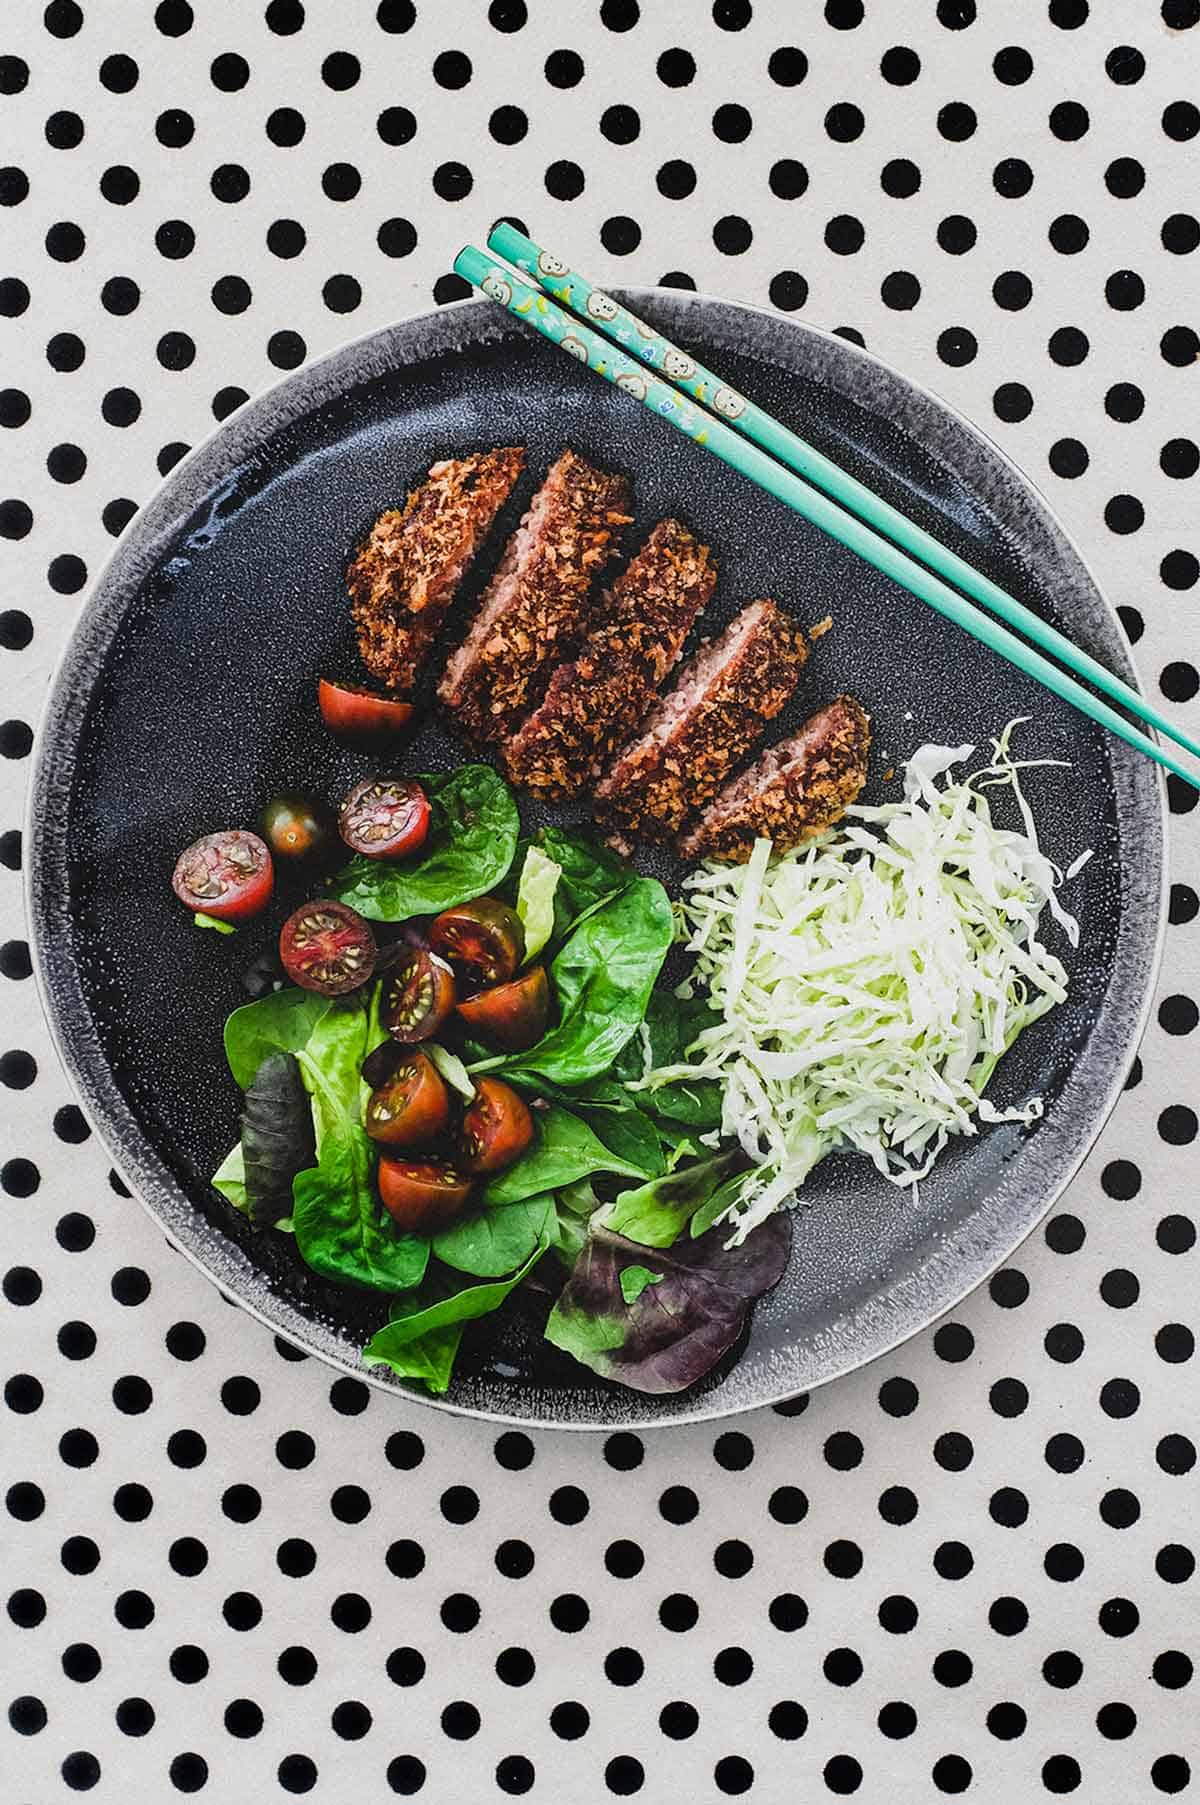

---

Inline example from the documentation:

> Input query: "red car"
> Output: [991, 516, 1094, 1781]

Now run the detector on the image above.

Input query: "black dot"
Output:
[0, 388, 31, 429]
[1106, 156, 1146, 198]
[113, 1373, 153, 1414]
[496, 1755, 534, 1794]
[440, 1592, 479, 1633]
[377, 218, 417, 258]
[1153, 1651, 1193, 1689]
[714, 215, 753, 255]
[1100, 1596, 1140, 1636]
[1046, 1432, 1085, 1471]
[546, 47, 585, 86]
[604, 1645, 644, 1686]
[824, 1755, 863, 1794]
[990, 1486, 1029, 1527]
[266, 0, 304, 29]
[769, 44, 807, 84]
[278, 1754, 317, 1794]
[656, 46, 694, 86]
[44, 0, 84, 35]
[1163, 0, 1200, 21]
[770, 270, 808, 310]
[386, 1538, 425, 1580]
[0, 828, 21, 869]
[440, 1698, 479, 1739]
[988, 1596, 1029, 1636]
[224, 1698, 264, 1738]
[933, 1431, 974, 1472]
[994, 269, 1033, 310]
[377, 0, 416, 27]
[210, 274, 250, 315]
[155, 109, 195, 149]
[879, 1595, 918, 1634]
[0, 1047, 35, 1083]
[879, 1376, 918, 1417]
[826, 214, 865, 254]
[1049, 325, 1089, 366]
[601, 216, 641, 256]
[114, 1587, 154, 1628]
[492, 0, 529, 27]
[221, 1590, 262, 1632]
[1156, 1324, 1195, 1365]
[155, 219, 195, 260]
[45, 110, 85, 151]
[376, 106, 416, 147]
[1107, 268, 1145, 311]
[938, 1653, 974, 1689]
[167, 1429, 206, 1468]
[168, 1644, 207, 1684]
[547, 159, 586, 199]
[267, 106, 306, 146]
[432, 161, 472, 202]
[1152, 1755, 1192, 1794]
[495, 1646, 533, 1687]
[276, 1429, 315, 1469]
[549, 1484, 589, 1524]
[934, 1540, 974, 1579]
[938, 326, 977, 366]
[712, 103, 751, 143]
[993, 382, 1033, 422]
[491, 105, 529, 144]
[279, 1645, 318, 1685]
[881, 157, 920, 198]
[1163, 550, 1199, 590]
[9, 1693, 48, 1734]
[1162, 436, 1200, 478]
[1051, 100, 1089, 140]
[1160, 1103, 1198, 1143]
[878, 1701, 917, 1739]
[660, 1485, 699, 1524]
[7, 1373, 43, 1414]
[714, 1539, 753, 1579]
[3, 1264, 41, 1303]
[937, 214, 977, 255]
[319, 49, 359, 91]
[0, 279, 29, 317]
[825, 102, 865, 141]
[1105, 44, 1145, 84]
[0, 499, 32, 539]
[881, 270, 920, 309]
[0, 56, 30, 93]
[1158, 1213, 1196, 1252]
[933, 1755, 973, 1792]
[881, 45, 920, 82]
[1096, 1701, 1136, 1739]
[1046, 1212, 1086, 1253]
[938, 101, 976, 140]
[1164, 99, 1200, 139]
[169, 1536, 208, 1577]
[994, 157, 1034, 197]
[7, 1480, 45, 1522]
[824, 1539, 862, 1578]
[321, 162, 360, 201]
[58, 1319, 95, 1359]
[113, 1482, 152, 1522]
[323, 274, 361, 313]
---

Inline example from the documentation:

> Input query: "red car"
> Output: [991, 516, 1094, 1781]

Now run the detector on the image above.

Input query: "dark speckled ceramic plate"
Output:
[27, 292, 1166, 1428]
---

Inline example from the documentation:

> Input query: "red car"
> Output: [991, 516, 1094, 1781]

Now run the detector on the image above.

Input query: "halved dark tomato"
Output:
[279, 899, 376, 995]
[429, 897, 525, 989]
[364, 1051, 451, 1149]
[377, 1158, 474, 1234]
[339, 777, 430, 860]
[459, 1078, 534, 1176]
[456, 966, 550, 1051]
[172, 829, 274, 923]
[261, 793, 335, 862]
[318, 678, 416, 741]
[381, 947, 456, 1042]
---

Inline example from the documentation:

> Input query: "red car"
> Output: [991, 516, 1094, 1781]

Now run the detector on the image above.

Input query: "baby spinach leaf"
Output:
[620, 1264, 663, 1305]
[532, 826, 630, 940]
[601, 1149, 750, 1249]
[331, 765, 519, 921]
[434, 1191, 556, 1278]
[290, 996, 428, 1293]
[362, 1237, 549, 1392]
[483, 1106, 654, 1206]
[481, 877, 673, 1088]
[515, 845, 560, 963]
[241, 1051, 315, 1227]
[612, 990, 725, 1130]
[545, 1214, 792, 1395]
[223, 987, 333, 1090]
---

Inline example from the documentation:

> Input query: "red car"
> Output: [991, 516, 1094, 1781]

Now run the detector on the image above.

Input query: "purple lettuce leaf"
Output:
[544, 1213, 792, 1394]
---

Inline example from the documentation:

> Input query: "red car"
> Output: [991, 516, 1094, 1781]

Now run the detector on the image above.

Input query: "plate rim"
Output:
[24, 287, 1169, 1430]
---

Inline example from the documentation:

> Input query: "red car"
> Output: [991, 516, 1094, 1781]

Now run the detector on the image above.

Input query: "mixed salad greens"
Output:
[200, 754, 788, 1396]
[180, 683, 1078, 1400]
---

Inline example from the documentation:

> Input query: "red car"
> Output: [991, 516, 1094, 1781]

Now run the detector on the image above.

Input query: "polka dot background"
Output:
[2, 1, 1198, 1798]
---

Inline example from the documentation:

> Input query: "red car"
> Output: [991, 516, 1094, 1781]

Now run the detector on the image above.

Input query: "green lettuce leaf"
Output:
[620, 1264, 663, 1305]
[434, 1191, 557, 1277]
[515, 845, 561, 963]
[601, 1149, 750, 1249]
[362, 1237, 549, 1392]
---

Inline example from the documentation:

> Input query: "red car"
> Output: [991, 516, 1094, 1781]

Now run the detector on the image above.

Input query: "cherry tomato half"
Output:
[459, 1078, 534, 1176]
[339, 777, 431, 861]
[364, 1051, 451, 1149]
[456, 966, 550, 1052]
[318, 678, 416, 741]
[172, 829, 274, 923]
[381, 947, 456, 1043]
[261, 793, 335, 863]
[377, 1158, 474, 1235]
[279, 899, 376, 995]
[429, 897, 525, 989]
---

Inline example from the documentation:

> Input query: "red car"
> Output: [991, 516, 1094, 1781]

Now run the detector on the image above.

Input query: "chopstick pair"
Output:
[452, 227, 1200, 792]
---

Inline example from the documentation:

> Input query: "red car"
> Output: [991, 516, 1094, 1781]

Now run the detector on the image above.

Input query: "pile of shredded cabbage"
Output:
[638, 722, 1089, 1243]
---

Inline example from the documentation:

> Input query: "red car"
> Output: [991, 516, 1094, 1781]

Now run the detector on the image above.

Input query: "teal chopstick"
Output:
[455, 243, 1196, 790]
[487, 221, 1200, 781]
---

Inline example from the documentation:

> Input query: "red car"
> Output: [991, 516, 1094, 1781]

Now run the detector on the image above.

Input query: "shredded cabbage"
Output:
[640, 722, 1084, 1243]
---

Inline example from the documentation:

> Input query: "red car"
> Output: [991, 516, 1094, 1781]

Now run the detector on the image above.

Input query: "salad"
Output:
[176, 676, 1077, 1398]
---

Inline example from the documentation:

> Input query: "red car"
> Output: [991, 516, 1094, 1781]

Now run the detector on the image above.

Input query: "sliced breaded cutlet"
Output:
[349, 446, 524, 693]
[502, 518, 717, 800]
[678, 695, 870, 863]
[438, 449, 632, 745]
[593, 598, 807, 844]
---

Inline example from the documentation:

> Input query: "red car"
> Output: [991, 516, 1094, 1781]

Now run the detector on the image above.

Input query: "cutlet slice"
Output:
[349, 446, 524, 693]
[678, 695, 870, 863]
[502, 518, 717, 800]
[594, 599, 807, 844]
[438, 449, 632, 744]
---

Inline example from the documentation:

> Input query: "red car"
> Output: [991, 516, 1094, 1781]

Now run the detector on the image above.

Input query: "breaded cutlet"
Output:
[677, 694, 871, 862]
[502, 518, 717, 800]
[348, 446, 524, 693]
[594, 598, 807, 844]
[438, 449, 632, 744]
